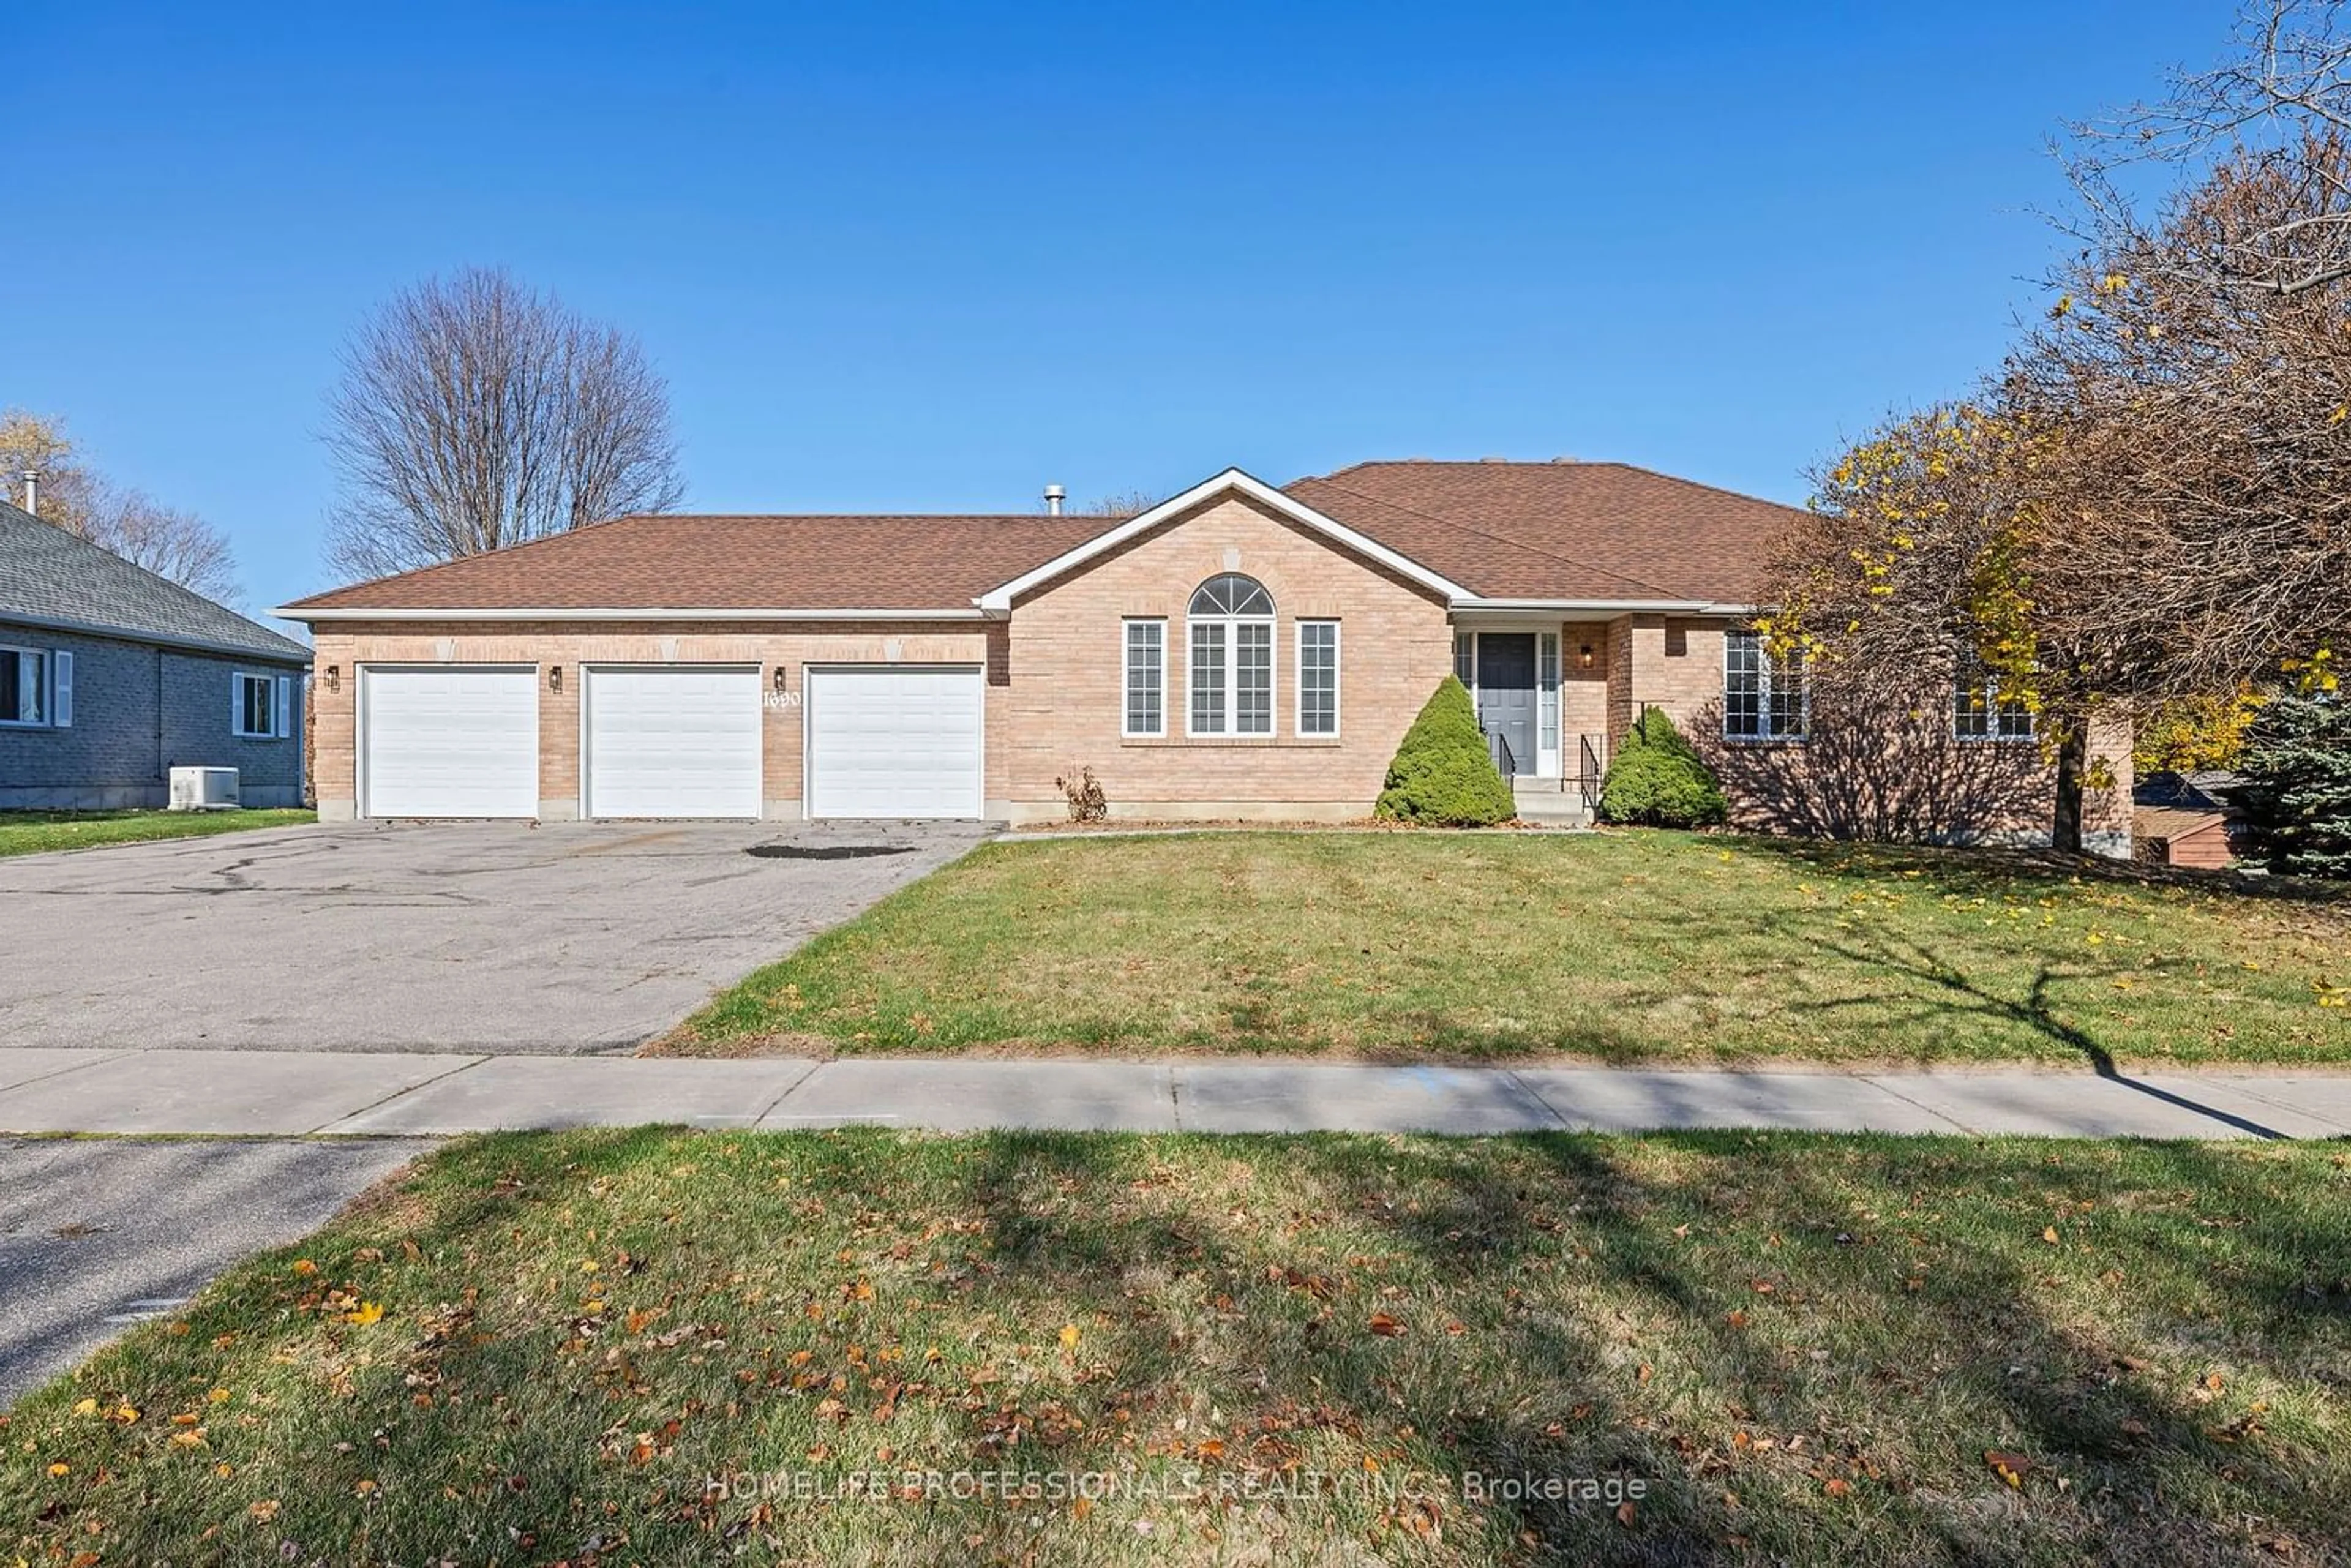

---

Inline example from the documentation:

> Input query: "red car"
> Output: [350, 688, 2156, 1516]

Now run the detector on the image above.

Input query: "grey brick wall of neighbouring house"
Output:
[0, 622, 308, 809]
[0, 500, 313, 812]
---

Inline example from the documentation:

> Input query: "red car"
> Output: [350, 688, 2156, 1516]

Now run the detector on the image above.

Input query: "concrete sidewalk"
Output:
[1, 1048, 2346, 1139]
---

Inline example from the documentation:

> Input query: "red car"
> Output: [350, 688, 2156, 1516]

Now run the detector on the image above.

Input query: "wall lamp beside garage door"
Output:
[548, 666, 563, 692]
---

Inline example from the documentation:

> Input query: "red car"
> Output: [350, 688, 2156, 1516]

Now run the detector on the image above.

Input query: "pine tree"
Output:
[2235, 697, 2351, 878]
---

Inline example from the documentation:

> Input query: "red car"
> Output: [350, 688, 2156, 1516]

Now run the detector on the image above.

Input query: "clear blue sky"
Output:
[10, 1, 2226, 620]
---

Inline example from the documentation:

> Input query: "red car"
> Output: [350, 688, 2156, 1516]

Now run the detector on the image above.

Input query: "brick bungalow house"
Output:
[276, 460, 2132, 850]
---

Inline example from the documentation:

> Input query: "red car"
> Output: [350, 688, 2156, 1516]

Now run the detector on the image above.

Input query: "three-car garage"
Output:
[355, 662, 983, 822]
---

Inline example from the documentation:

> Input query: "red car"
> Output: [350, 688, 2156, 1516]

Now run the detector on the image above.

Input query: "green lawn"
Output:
[673, 830, 2351, 1067]
[3, 1129, 2343, 1564]
[0, 808, 315, 858]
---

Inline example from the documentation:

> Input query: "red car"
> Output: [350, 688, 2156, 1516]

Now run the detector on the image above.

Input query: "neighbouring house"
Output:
[2134, 771, 2244, 870]
[1, 499, 310, 810]
[274, 460, 2133, 850]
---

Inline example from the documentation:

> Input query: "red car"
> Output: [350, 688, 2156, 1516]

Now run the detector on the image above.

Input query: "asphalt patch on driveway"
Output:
[744, 842, 915, 860]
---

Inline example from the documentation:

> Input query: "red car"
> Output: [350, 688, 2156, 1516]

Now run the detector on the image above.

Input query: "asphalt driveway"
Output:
[0, 1135, 431, 1407]
[0, 819, 984, 1053]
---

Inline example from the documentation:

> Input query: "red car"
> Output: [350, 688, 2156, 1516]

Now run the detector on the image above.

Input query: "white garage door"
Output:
[361, 666, 538, 819]
[805, 666, 983, 819]
[584, 666, 762, 819]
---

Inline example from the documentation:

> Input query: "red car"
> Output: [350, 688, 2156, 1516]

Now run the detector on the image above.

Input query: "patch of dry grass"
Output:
[677, 831, 2351, 1066]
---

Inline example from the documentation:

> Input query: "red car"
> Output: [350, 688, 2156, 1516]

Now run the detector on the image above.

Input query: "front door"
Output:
[1475, 633, 1537, 776]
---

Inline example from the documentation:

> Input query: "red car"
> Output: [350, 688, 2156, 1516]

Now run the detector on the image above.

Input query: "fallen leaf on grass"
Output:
[1985, 1450, 2033, 1488]
[1368, 1313, 1404, 1337]
[1824, 1478, 1852, 1497]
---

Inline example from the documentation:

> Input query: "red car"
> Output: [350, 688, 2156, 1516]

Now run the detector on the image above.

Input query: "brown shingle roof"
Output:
[280, 460, 1807, 615]
[1284, 460, 1802, 604]
[280, 513, 1109, 613]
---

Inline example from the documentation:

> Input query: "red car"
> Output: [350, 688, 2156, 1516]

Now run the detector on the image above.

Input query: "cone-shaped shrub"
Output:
[1374, 676, 1517, 826]
[1597, 708, 1728, 827]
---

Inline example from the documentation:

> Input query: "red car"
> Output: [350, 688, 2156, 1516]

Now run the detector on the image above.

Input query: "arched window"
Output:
[1187, 574, 1274, 735]
[1188, 574, 1274, 618]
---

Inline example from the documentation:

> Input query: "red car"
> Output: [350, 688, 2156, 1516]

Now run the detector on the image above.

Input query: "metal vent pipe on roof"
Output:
[1043, 484, 1065, 516]
[20, 470, 36, 516]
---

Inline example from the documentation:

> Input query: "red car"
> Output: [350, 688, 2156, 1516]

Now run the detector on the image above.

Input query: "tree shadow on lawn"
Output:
[1756, 909, 2299, 1136]
[910, 1131, 2351, 1562]
[1271, 1132, 2351, 1562]
[1719, 833, 2351, 914]
[11, 1128, 2347, 1566]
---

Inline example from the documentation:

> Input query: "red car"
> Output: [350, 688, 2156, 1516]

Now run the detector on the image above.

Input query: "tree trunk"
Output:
[2052, 718, 2088, 856]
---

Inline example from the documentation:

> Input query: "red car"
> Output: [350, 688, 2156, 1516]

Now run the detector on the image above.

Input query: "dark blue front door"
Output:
[1476, 634, 1536, 776]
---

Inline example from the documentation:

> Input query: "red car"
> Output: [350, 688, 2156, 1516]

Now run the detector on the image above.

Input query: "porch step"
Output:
[1512, 781, 1593, 828]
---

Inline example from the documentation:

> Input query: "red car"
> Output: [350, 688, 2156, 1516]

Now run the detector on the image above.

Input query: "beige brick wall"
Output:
[997, 494, 1452, 820]
[1560, 621, 1610, 772]
[1607, 615, 1730, 744]
[303, 550, 2132, 849]
[310, 621, 990, 820]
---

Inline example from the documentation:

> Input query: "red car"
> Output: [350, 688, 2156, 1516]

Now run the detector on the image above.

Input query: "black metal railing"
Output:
[1576, 734, 1603, 809]
[1487, 728, 1517, 779]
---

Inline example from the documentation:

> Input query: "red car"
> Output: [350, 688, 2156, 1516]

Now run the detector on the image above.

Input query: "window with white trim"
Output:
[0, 645, 50, 726]
[1187, 574, 1274, 736]
[1123, 619, 1165, 737]
[1723, 630, 1807, 741]
[1297, 620, 1339, 736]
[233, 672, 286, 739]
[1955, 670, 2034, 741]
[1453, 631, 1475, 688]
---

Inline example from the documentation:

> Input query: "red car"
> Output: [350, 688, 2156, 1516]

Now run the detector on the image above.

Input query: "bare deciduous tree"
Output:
[323, 268, 686, 580]
[1, 408, 241, 602]
[94, 489, 241, 602]
[2012, 0, 2351, 700]
[2063, 0, 2351, 301]
[1767, 0, 2351, 853]
[1074, 488, 1161, 518]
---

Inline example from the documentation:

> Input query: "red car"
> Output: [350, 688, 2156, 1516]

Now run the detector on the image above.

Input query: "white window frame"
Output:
[0, 643, 52, 728]
[1954, 672, 2034, 743]
[233, 671, 291, 740]
[1122, 618, 1166, 738]
[1186, 577, 1276, 738]
[1722, 629, 1807, 743]
[1537, 631, 1561, 759]
[1295, 619, 1341, 738]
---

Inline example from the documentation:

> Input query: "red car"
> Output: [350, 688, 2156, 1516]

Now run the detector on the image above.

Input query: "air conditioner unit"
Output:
[168, 767, 241, 811]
